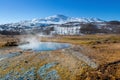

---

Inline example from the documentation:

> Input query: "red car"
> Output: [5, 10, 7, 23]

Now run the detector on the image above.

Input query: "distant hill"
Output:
[0, 14, 120, 35]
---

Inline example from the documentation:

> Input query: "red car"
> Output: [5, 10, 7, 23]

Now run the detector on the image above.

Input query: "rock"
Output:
[38, 62, 60, 80]
[1, 68, 36, 80]
[45, 70, 60, 80]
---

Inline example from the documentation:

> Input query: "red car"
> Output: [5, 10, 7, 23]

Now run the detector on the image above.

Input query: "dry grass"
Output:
[0, 50, 91, 80]
[41, 34, 120, 79]
[0, 34, 120, 79]
[41, 34, 120, 63]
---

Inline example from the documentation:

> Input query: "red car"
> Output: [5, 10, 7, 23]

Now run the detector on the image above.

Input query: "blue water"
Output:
[19, 42, 70, 51]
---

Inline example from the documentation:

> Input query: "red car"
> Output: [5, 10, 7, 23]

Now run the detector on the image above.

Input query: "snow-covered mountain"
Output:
[30, 14, 104, 25]
[1, 15, 120, 35]
[1, 14, 104, 28]
[0, 14, 106, 35]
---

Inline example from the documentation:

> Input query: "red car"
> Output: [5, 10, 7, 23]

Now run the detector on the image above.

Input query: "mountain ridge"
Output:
[0, 14, 105, 27]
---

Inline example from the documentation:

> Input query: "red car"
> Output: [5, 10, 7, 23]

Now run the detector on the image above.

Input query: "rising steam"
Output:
[18, 34, 70, 51]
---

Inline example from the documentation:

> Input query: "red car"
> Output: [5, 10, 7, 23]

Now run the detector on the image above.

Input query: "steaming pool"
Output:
[18, 42, 71, 51]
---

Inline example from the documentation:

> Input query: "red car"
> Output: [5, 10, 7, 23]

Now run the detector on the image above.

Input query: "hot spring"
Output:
[18, 42, 71, 51]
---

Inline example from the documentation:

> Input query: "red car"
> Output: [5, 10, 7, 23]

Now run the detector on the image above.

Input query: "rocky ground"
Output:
[0, 34, 120, 80]
[0, 46, 91, 80]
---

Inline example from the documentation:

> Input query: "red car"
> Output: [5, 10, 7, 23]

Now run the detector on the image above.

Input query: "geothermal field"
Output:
[0, 0, 120, 79]
[0, 34, 120, 80]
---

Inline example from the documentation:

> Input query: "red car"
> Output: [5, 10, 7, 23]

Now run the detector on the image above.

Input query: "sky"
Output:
[0, 0, 120, 24]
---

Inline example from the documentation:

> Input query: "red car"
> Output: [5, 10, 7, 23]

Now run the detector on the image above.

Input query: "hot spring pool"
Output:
[18, 42, 71, 51]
